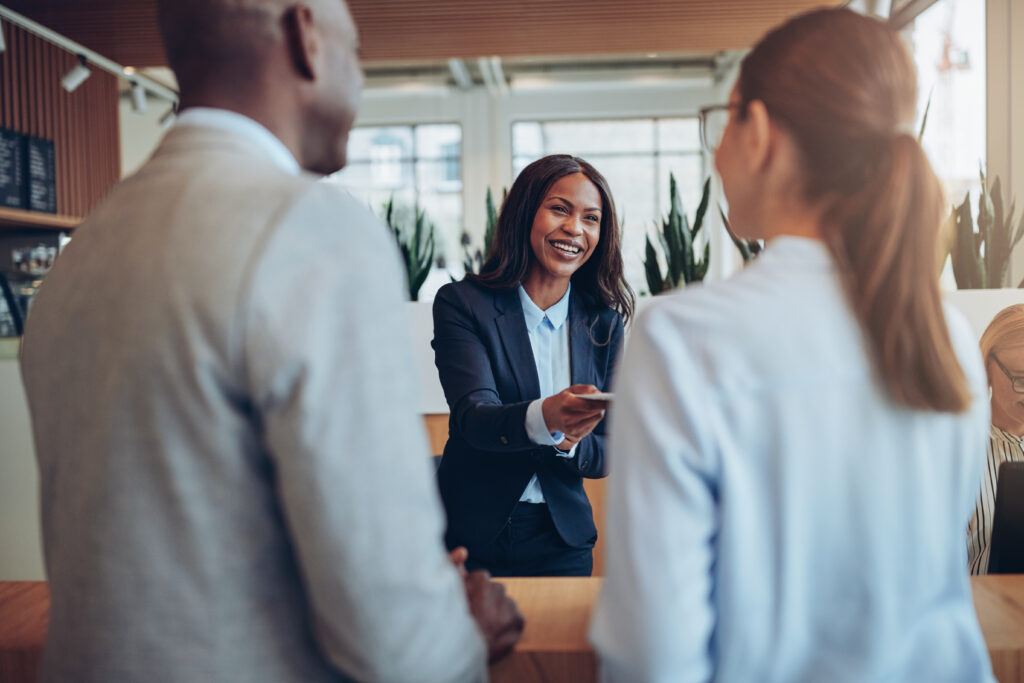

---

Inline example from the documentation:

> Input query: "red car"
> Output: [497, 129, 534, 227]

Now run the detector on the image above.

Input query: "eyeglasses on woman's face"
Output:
[992, 352, 1024, 394]
[698, 102, 743, 153]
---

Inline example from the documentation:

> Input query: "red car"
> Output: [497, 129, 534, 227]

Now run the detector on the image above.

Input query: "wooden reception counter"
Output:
[3, 577, 1024, 682]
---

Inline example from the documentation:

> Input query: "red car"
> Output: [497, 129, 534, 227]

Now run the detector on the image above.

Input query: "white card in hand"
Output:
[570, 392, 614, 402]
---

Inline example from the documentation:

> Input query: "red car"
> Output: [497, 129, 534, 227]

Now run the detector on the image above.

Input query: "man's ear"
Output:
[743, 99, 773, 174]
[284, 3, 318, 81]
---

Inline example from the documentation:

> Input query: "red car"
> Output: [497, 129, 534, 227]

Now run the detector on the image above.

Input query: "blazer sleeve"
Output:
[432, 283, 537, 453]
[552, 311, 623, 479]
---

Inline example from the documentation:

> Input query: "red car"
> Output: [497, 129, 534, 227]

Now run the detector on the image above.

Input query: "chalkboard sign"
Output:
[26, 137, 57, 214]
[0, 128, 26, 210]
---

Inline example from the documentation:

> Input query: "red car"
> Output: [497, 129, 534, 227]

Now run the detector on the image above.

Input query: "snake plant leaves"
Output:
[484, 187, 499, 261]
[951, 193, 983, 289]
[644, 235, 665, 296]
[692, 178, 711, 241]
[461, 187, 505, 278]
[642, 173, 712, 293]
[384, 196, 436, 301]
[949, 172, 1024, 289]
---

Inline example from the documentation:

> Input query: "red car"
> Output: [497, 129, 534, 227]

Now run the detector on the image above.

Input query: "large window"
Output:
[904, 0, 986, 206]
[512, 117, 705, 293]
[329, 123, 463, 270]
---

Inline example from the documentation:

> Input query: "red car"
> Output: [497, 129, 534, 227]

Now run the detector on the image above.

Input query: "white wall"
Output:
[0, 357, 44, 580]
[119, 95, 172, 179]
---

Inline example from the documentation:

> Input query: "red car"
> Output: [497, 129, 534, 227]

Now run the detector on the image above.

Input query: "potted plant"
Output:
[458, 187, 503, 279]
[950, 169, 1024, 290]
[643, 174, 711, 295]
[382, 197, 436, 301]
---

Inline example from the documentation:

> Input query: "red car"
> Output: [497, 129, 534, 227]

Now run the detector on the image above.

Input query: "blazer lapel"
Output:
[569, 292, 597, 388]
[494, 290, 542, 401]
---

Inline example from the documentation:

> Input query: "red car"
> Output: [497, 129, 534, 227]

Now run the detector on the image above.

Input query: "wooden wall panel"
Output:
[6, 0, 843, 68]
[0, 21, 120, 219]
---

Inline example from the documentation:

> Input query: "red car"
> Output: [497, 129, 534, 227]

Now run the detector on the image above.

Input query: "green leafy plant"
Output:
[383, 197, 436, 301]
[462, 187, 500, 275]
[643, 175, 711, 294]
[720, 207, 763, 263]
[950, 169, 1024, 289]
[457, 186, 505, 280]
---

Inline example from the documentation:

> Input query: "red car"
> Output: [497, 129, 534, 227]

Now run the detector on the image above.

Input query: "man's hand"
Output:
[464, 570, 524, 663]
[449, 546, 469, 579]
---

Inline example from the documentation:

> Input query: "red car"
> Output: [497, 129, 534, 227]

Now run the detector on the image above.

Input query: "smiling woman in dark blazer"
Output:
[432, 154, 634, 577]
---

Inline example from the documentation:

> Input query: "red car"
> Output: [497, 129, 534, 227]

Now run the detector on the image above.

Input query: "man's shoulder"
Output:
[266, 182, 392, 266]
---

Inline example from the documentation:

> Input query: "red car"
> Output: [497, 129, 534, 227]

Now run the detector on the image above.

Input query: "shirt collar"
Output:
[761, 235, 833, 268]
[518, 284, 571, 332]
[992, 423, 1024, 446]
[173, 107, 301, 175]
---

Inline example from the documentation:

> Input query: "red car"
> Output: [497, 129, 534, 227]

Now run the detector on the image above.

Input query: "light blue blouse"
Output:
[591, 237, 994, 682]
[519, 284, 575, 503]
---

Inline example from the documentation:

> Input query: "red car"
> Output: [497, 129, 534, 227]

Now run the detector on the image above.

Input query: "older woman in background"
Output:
[969, 303, 1024, 574]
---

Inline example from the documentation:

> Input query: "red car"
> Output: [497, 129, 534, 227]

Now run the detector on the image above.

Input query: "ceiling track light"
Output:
[477, 57, 496, 94]
[129, 81, 147, 114]
[158, 105, 176, 130]
[0, 4, 178, 106]
[489, 56, 509, 95]
[61, 54, 91, 93]
[447, 58, 473, 90]
[0, 18, 6, 53]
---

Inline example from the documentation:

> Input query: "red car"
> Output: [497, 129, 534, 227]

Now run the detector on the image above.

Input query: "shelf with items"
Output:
[0, 207, 79, 231]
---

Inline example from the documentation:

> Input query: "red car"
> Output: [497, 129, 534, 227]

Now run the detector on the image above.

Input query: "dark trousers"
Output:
[464, 502, 593, 577]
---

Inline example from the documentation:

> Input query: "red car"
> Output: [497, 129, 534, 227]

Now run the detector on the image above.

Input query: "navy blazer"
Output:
[431, 279, 624, 550]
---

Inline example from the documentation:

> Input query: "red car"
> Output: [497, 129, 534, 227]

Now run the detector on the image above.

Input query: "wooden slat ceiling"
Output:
[3, 0, 843, 68]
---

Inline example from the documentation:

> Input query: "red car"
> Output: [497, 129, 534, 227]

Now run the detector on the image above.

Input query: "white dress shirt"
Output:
[519, 284, 576, 503]
[590, 237, 994, 682]
[174, 107, 301, 175]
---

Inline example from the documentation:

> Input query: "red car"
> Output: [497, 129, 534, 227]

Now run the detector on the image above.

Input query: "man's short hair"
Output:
[157, 0, 284, 86]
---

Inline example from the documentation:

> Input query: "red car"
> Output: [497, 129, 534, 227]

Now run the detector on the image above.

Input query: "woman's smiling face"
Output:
[527, 172, 602, 286]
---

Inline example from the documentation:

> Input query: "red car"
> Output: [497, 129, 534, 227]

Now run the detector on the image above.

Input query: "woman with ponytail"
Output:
[591, 8, 994, 682]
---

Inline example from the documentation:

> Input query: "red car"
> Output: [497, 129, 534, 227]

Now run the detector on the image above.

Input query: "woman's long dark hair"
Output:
[737, 8, 968, 413]
[469, 154, 634, 324]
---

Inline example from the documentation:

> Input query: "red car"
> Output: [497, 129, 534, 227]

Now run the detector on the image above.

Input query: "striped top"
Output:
[968, 424, 1024, 574]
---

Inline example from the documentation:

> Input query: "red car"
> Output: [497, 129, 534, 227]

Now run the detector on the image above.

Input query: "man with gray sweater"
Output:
[19, 0, 522, 680]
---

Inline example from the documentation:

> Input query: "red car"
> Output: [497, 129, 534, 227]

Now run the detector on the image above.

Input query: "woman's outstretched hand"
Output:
[542, 385, 606, 444]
